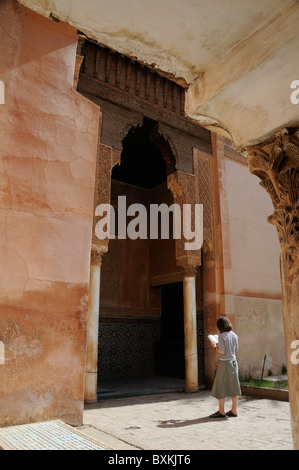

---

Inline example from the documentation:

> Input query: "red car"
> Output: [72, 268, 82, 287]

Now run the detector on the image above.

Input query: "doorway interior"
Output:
[97, 119, 189, 397]
[155, 282, 185, 379]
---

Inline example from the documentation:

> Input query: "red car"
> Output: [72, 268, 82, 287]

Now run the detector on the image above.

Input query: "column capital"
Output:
[90, 243, 107, 265]
[183, 265, 198, 277]
[247, 127, 299, 250]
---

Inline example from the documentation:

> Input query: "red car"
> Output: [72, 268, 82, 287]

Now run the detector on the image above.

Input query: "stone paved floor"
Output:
[81, 389, 293, 450]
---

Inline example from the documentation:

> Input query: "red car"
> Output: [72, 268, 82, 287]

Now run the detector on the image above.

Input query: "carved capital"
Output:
[90, 243, 107, 265]
[247, 128, 299, 249]
[183, 265, 198, 277]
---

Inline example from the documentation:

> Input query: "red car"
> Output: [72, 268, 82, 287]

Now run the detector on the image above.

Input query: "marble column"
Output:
[183, 266, 198, 392]
[84, 142, 120, 403]
[247, 127, 299, 450]
[167, 171, 201, 393]
[84, 249, 103, 404]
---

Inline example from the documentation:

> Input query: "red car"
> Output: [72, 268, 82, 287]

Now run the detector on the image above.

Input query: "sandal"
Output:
[209, 411, 227, 418]
[226, 410, 238, 417]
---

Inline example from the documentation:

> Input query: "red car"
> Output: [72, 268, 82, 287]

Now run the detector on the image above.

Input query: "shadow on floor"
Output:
[97, 376, 205, 400]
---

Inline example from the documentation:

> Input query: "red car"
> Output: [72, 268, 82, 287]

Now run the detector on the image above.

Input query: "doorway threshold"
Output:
[97, 376, 188, 400]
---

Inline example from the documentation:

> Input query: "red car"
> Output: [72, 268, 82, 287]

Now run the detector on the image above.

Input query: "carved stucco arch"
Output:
[93, 122, 216, 275]
[116, 120, 177, 178]
[149, 125, 178, 176]
[92, 121, 178, 254]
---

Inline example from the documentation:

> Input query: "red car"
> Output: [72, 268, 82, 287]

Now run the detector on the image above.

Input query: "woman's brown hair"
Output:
[217, 316, 232, 333]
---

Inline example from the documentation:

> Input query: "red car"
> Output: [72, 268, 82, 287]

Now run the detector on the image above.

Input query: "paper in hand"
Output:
[208, 334, 218, 346]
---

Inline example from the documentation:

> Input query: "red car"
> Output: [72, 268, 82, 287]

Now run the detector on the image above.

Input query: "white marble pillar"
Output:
[183, 267, 198, 392]
[84, 250, 102, 404]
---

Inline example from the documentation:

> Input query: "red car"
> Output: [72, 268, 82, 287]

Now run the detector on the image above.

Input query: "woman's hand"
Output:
[215, 345, 225, 355]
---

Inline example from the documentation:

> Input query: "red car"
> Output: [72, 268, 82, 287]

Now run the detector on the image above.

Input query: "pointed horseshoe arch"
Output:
[112, 119, 177, 188]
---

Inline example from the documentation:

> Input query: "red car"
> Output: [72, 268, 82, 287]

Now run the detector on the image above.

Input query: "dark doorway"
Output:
[155, 283, 185, 378]
[112, 118, 176, 189]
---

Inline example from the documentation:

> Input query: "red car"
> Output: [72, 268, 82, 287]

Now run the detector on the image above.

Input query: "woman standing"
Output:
[209, 316, 241, 418]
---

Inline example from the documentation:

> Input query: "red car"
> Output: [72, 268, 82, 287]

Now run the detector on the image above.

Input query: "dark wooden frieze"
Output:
[80, 40, 186, 117]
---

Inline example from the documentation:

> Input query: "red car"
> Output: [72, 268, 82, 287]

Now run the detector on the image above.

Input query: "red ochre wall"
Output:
[0, 0, 100, 426]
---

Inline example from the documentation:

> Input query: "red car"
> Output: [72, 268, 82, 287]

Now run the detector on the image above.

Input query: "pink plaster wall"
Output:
[0, 0, 100, 425]
[223, 156, 285, 377]
[224, 158, 282, 299]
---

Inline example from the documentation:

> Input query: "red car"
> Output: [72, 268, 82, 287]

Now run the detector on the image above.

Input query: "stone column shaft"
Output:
[183, 270, 198, 392]
[84, 143, 120, 404]
[280, 247, 299, 448]
[167, 171, 201, 393]
[84, 251, 102, 404]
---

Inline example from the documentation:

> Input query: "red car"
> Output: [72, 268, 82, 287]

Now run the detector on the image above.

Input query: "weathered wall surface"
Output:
[224, 155, 285, 377]
[16, 0, 285, 87]
[0, 0, 100, 425]
[17, 1, 299, 150]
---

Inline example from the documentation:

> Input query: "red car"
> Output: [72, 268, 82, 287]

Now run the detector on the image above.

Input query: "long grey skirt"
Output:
[211, 359, 242, 399]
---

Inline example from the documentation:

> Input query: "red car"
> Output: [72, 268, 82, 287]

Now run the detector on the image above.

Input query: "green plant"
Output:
[240, 378, 288, 390]
[281, 363, 287, 375]
[267, 369, 273, 377]
[240, 372, 252, 382]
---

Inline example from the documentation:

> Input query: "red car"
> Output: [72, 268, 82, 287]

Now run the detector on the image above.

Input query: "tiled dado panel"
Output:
[98, 314, 204, 381]
[98, 317, 161, 379]
[197, 312, 205, 384]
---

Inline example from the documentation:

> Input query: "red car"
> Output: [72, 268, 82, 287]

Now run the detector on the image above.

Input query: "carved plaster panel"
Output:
[91, 143, 121, 257]
[167, 170, 201, 272]
[193, 149, 215, 253]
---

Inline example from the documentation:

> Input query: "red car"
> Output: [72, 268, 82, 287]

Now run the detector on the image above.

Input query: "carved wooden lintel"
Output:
[247, 128, 299, 250]
[80, 40, 187, 116]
